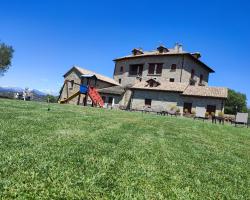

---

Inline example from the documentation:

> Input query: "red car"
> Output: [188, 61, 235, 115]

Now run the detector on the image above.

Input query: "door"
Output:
[183, 102, 192, 113]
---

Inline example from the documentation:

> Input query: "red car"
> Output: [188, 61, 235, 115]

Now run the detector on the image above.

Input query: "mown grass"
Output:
[0, 99, 249, 199]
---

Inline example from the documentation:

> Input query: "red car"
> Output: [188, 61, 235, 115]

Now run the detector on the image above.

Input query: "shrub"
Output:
[191, 109, 196, 115]
[218, 111, 224, 117]
[170, 105, 177, 111]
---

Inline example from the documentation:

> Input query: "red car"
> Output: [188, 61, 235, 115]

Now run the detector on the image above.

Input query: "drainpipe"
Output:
[180, 54, 185, 82]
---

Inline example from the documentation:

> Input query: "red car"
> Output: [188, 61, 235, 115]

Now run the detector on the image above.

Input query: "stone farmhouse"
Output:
[58, 43, 228, 115]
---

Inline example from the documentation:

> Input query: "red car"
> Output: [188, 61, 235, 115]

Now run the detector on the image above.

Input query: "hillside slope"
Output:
[0, 99, 249, 199]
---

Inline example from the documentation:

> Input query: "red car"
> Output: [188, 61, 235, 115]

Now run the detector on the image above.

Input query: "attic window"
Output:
[132, 48, 143, 56]
[157, 45, 169, 53]
[146, 79, 160, 87]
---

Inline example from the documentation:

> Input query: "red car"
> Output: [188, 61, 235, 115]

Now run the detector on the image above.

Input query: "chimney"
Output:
[178, 44, 183, 52]
[174, 43, 183, 53]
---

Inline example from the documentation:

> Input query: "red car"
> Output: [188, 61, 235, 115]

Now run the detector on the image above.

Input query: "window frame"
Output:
[145, 98, 152, 107]
[119, 66, 124, 73]
[147, 63, 163, 75]
[206, 105, 216, 114]
[170, 64, 177, 71]
[129, 64, 144, 76]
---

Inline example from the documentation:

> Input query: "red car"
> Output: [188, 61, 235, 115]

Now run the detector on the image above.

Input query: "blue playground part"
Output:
[80, 85, 88, 94]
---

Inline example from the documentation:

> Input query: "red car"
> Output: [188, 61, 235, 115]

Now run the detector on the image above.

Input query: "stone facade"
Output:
[59, 44, 228, 115]
[114, 54, 211, 87]
[131, 89, 225, 115]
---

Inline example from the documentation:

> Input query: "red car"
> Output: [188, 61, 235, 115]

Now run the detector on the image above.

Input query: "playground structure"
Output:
[59, 75, 104, 107]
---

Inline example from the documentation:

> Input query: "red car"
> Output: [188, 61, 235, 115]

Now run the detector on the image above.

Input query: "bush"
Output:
[191, 109, 196, 115]
[218, 111, 224, 117]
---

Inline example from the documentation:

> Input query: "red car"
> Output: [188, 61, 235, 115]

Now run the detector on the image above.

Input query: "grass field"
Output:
[0, 99, 249, 199]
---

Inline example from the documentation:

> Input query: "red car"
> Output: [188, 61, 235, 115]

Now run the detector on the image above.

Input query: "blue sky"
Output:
[0, 0, 249, 104]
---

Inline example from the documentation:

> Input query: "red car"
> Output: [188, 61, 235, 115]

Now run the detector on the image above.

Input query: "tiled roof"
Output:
[182, 86, 228, 99]
[113, 48, 214, 73]
[131, 81, 188, 92]
[98, 86, 125, 95]
[68, 66, 120, 86]
[114, 49, 186, 61]
[131, 81, 228, 99]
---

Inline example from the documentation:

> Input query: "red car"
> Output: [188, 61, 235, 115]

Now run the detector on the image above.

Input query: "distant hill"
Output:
[0, 86, 57, 101]
[0, 86, 24, 93]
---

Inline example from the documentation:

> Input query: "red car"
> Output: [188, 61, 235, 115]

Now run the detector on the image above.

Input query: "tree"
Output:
[0, 42, 14, 76]
[224, 89, 247, 114]
[46, 95, 58, 103]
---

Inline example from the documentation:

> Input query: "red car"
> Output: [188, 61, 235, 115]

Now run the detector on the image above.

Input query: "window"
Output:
[69, 80, 74, 90]
[199, 74, 203, 84]
[183, 102, 192, 113]
[129, 64, 143, 76]
[108, 97, 113, 105]
[169, 78, 175, 82]
[102, 96, 106, 103]
[171, 64, 177, 71]
[191, 69, 195, 79]
[145, 99, 152, 107]
[120, 66, 124, 73]
[148, 63, 163, 75]
[206, 105, 216, 115]
[118, 78, 122, 84]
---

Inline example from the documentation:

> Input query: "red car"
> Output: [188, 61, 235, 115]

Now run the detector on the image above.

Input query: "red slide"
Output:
[88, 87, 104, 107]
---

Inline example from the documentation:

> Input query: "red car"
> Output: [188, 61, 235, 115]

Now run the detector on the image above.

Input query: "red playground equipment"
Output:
[59, 74, 104, 107]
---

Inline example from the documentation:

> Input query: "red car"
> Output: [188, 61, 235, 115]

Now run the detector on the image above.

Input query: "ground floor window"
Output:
[108, 97, 113, 105]
[102, 96, 106, 103]
[206, 105, 216, 114]
[145, 99, 152, 107]
[183, 102, 192, 113]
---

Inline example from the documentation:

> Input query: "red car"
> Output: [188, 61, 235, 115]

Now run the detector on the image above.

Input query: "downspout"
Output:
[180, 54, 185, 82]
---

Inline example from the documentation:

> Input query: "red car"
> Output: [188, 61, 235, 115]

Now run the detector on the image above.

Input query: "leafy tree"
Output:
[46, 95, 58, 103]
[0, 42, 14, 76]
[224, 89, 247, 114]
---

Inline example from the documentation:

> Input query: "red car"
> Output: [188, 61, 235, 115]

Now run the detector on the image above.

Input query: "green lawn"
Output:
[0, 99, 249, 199]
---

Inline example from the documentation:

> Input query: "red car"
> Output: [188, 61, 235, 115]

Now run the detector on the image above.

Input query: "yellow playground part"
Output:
[59, 91, 81, 104]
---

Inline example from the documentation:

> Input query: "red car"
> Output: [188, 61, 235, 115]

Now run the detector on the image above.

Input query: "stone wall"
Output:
[131, 89, 225, 115]
[114, 55, 210, 87]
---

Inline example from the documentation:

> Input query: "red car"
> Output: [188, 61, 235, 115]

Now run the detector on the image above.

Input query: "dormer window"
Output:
[148, 63, 163, 75]
[146, 79, 160, 87]
[132, 48, 143, 56]
[199, 74, 204, 86]
[191, 69, 195, 79]
[157, 45, 169, 53]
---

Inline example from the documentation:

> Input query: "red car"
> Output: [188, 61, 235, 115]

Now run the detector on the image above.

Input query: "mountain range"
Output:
[0, 86, 53, 96]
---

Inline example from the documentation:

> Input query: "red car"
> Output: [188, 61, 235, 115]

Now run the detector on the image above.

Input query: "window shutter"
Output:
[148, 64, 155, 74]
[156, 64, 163, 74]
